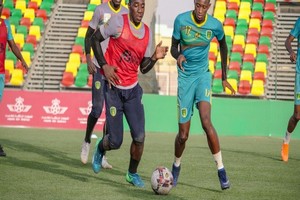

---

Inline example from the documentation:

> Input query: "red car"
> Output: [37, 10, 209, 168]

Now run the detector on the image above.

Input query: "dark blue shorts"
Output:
[104, 82, 145, 149]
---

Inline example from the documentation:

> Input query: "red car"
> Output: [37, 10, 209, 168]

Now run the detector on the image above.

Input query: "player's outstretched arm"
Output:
[285, 34, 297, 63]
[171, 36, 185, 71]
[8, 39, 28, 72]
[140, 41, 168, 74]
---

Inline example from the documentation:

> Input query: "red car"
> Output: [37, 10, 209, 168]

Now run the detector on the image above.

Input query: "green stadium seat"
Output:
[78, 63, 89, 77]
[225, 10, 237, 22]
[9, 16, 21, 28]
[75, 72, 88, 87]
[11, 9, 22, 18]
[87, 4, 97, 11]
[75, 37, 85, 47]
[6, 51, 17, 65]
[259, 36, 271, 48]
[4, 0, 14, 10]
[230, 52, 242, 64]
[16, 25, 28, 39]
[212, 79, 223, 94]
[33, 17, 45, 32]
[242, 62, 254, 74]
[22, 43, 35, 58]
[252, 3, 264, 13]
[40, 2, 53, 15]
[227, 70, 239, 81]
[266, 0, 276, 5]
[263, 11, 275, 22]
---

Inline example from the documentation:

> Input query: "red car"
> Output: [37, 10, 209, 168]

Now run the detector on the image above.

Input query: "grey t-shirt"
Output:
[89, 2, 128, 68]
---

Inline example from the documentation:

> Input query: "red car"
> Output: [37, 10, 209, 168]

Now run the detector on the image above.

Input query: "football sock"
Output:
[174, 157, 181, 167]
[128, 157, 140, 174]
[85, 115, 98, 143]
[283, 130, 291, 144]
[213, 151, 224, 170]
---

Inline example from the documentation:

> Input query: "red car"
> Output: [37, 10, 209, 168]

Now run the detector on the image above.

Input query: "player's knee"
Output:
[294, 113, 300, 122]
[177, 134, 188, 144]
[109, 138, 123, 150]
[133, 135, 145, 145]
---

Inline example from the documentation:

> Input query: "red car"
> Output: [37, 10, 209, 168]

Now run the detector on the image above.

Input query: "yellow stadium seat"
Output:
[209, 60, 215, 74]
[215, 1, 227, 15]
[255, 62, 267, 77]
[244, 43, 257, 58]
[249, 18, 261, 32]
[90, 0, 101, 5]
[31, 0, 42, 7]
[238, 12, 250, 23]
[65, 62, 79, 77]
[5, 59, 14, 75]
[24, 8, 35, 23]
[77, 27, 88, 38]
[15, 0, 27, 14]
[10, 24, 16, 36]
[240, 70, 252, 84]
[214, 13, 225, 23]
[10, 69, 24, 86]
[68, 53, 81, 64]
[209, 42, 218, 57]
[251, 80, 264, 96]
[239, 2, 251, 15]
[21, 51, 31, 66]
[224, 25, 234, 40]
[228, 0, 240, 6]
[29, 25, 41, 41]
[225, 78, 238, 94]
[233, 35, 245, 48]
[14, 33, 25, 48]
[83, 11, 94, 21]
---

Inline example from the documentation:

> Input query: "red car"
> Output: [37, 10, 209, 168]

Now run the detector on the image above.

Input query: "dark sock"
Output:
[97, 140, 105, 154]
[128, 157, 140, 174]
[85, 114, 98, 143]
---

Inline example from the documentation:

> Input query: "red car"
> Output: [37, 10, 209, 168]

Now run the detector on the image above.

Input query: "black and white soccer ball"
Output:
[151, 166, 173, 195]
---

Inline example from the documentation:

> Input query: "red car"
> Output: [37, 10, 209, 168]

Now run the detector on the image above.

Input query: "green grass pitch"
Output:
[0, 127, 299, 200]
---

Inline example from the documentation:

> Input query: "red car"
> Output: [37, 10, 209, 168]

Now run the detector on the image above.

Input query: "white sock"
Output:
[213, 151, 224, 170]
[283, 130, 292, 144]
[174, 156, 181, 167]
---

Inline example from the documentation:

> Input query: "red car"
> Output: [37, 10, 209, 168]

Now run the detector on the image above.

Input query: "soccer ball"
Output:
[151, 166, 173, 195]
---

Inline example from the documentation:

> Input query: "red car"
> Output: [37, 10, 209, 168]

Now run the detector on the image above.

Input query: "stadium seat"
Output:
[40, 1, 53, 15]
[246, 35, 259, 45]
[24, 8, 35, 23]
[235, 26, 247, 38]
[209, 60, 215, 74]
[212, 78, 223, 94]
[230, 52, 242, 64]
[33, 17, 45, 32]
[65, 62, 79, 77]
[214, 69, 222, 79]
[227, 2, 239, 13]
[233, 35, 245, 48]
[225, 10, 237, 22]
[252, 2, 264, 13]
[263, 11, 275, 22]
[228, 0, 240, 6]
[214, 12, 225, 23]
[26, 35, 37, 48]
[266, 0, 276, 5]
[6, 51, 17, 65]
[16, 25, 28, 39]
[258, 45, 270, 57]
[238, 11, 250, 23]
[227, 70, 239, 81]
[238, 80, 251, 95]
[36, 9, 48, 22]
[209, 42, 218, 57]
[4, 0, 14, 9]
[265, 3, 276, 13]
[31, 0, 42, 7]
[225, 79, 237, 94]
[259, 36, 271, 48]
[68, 53, 81, 65]
[29, 25, 41, 41]
[75, 72, 89, 88]
[215, 61, 222, 70]
[260, 27, 273, 38]
[75, 37, 85, 47]
[239, 2, 251, 16]
[253, 0, 265, 5]
[224, 25, 234, 40]
[9, 16, 21, 28]
[243, 53, 255, 64]
[253, 71, 265, 83]
[232, 44, 244, 56]
[256, 53, 269, 65]
[14, 33, 25, 48]
[87, 4, 97, 11]
[77, 27, 88, 38]
[20, 17, 31, 29]
[90, 0, 101, 5]
[28, 1, 39, 12]
[249, 18, 261, 32]
[88, 74, 93, 87]
[81, 20, 90, 28]
[10, 69, 24, 86]
[236, 19, 248, 31]
[83, 11, 94, 21]
[244, 43, 257, 58]
[229, 61, 241, 75]
[247, 28, 259, 38]
[2, 8, 10, 19]
[21, 51, 31, 66]
[250, 11, 262, 21]
[61, 72, 74, 87]
[5, 59, 14, 75]
[72, 45, 84, 56]
[240, 70, 252, 84]
[224, 18, 236, 29]
[251, 80, 264, 96]
[242, 62, 254, 74]
[22, 43, 35, 58]
[255, 62, 267, 76]
[15, 0, 27, 14]
[261, 19, 273, 30]
[11, 9, 22, 18]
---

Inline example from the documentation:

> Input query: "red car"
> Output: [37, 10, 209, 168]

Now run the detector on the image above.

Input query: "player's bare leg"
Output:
[199, 101, 230, 190]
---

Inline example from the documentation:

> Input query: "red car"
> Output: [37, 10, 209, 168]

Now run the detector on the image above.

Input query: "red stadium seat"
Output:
[224, 18, 236, 29]
[72, 45, 84, 55]
[260, 27, 273, 38]
[214, 69, 222, 79]
[26, 35, 37, 48]
[232, 44, 244, 56]
[2, 8, 11, 19]
[28, 1, 39, 12]
[209, 52, 216, 62]
[262, 20, 273, 29]
[243, 54, 255, 64]
[36, 9, 48, 23]
[246, 35, 259, 45]
[227, 2, 239, 13]
[88, 74, 93, 87]
[20, 17, 32, 29]
[258, 45, 270, 56]
[247, 28, 259, 38]
[253, 0, 265, 6]
[238, 80, 251, 95]
[253, 71, 266, 83]
[250, 11, 262, 21]
[81, 20, 90, 28]
[265, 3, 276, 13]
[61, 72, 74, 87]
[5, 69, 11, 83]
[229, 61, 241, 75]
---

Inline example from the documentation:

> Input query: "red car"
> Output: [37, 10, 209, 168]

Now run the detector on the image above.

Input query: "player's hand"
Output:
[290, 52, 297, 63]
[154, 41, 168, 60]
[87, 55, 97, 74]
[177, 54, 186, 71]
[222, 80, 236, 95]
[21, 59, 29, 73]
[102, 64, 120, 88]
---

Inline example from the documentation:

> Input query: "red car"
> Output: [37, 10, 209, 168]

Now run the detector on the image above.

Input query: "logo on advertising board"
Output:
[42, 98, 69, 124]
[78, 101, 92, 124]
[5, 97, 33, 122]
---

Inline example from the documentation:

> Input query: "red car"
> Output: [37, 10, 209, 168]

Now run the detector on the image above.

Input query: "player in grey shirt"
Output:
[81, 0, 128, 168]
